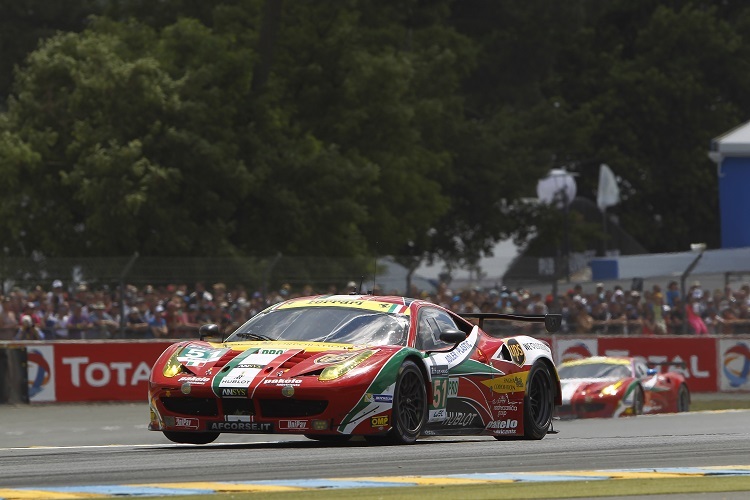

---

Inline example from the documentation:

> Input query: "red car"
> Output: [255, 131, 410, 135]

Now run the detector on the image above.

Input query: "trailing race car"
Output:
[148, 294, 562, 445]
[556, 356, 690, 419]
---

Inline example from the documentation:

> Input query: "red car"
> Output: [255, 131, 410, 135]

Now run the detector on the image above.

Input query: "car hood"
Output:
[560, 377, 624, 402]
[168, 340, 398, 393]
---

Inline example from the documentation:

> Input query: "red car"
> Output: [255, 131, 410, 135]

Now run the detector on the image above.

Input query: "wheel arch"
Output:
[405, 353, 431, 396]
[532, 356, 562, 406]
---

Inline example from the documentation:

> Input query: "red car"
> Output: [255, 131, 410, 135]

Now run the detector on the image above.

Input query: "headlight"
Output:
[162, 351, 184, 378]
[319, 350, 375, 381]
[600, 381, 623, 396]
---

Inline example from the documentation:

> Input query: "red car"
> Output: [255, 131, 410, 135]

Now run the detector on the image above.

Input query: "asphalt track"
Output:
[1, 403, 749, 494]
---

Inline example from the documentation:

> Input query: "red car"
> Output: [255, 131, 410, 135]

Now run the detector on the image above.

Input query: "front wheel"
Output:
[367, 360, 427, 445]
[677, 384, 690, 412]
[631, 385, 645, 415]
[521, 362, 555, 440]
[163, 431, 219, 445]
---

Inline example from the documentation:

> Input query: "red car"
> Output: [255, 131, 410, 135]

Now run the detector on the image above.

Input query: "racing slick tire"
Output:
[365, 360, 427, 445]
[677, 383, 690, 412]
[162, 431, 219, 445]
[516, 361, 555, 440]
[632, 384, 645, 415]
[304, 434, 352, 443]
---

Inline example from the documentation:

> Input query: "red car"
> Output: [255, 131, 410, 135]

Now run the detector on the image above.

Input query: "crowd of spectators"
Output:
[1, 278, 749, 341]
[426, 280, 750, 336]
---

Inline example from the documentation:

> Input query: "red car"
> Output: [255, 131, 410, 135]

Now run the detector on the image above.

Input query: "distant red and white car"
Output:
[556, 356, 690, 419]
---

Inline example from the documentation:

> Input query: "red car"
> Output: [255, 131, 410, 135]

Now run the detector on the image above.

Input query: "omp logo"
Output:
[723, 342, 750, 388]
[371, 416, 389, 427]
[562, 343, 594, 363]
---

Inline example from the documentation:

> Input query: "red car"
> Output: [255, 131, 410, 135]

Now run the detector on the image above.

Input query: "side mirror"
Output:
[646, 368, 658, 376]
[439, 328, 467, 345]
[199, 323, 221, 341]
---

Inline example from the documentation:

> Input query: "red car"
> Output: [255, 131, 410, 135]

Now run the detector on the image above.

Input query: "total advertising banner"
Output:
[27, 341, 174, 403]
[20, 337, 750, 403]
[554, 336, 718, 392]
[719, 339, 750, 391]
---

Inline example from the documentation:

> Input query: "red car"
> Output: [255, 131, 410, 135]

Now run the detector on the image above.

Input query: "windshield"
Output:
[225, 306, 410, 346]
[558, 362, 632, 379]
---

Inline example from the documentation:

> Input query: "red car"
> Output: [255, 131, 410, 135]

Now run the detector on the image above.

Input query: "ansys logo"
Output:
[27, 349, 52, 397]
[723, 342, 750, 388]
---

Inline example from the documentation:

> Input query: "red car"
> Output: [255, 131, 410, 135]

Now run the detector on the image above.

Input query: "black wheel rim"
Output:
[679, 389, 689, 411]
[396, 370, 425, 433]
[528, 368, 553, 428]
[634, 388, 644, 414]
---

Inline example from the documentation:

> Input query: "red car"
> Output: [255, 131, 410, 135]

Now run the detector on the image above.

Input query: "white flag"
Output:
[597, 163, 620, 211]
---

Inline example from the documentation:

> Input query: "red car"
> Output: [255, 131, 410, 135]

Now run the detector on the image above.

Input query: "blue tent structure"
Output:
[709, 120, 750, 249]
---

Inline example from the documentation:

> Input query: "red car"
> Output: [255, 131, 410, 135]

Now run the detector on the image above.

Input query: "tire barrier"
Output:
[0, 345, 28, 404]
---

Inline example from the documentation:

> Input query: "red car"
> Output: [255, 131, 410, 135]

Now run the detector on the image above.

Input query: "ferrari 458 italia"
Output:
[149, 294, 562, 445]
[556, 356, 690, 419]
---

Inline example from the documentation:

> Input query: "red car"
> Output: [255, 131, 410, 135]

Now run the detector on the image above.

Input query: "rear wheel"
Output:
[677, 384, 690, 412]
[366, 360, 426, 445]
[521, 362, 555, 440]
[163, 431, 219, 445]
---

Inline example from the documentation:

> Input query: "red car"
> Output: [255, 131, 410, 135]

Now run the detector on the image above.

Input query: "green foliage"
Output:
[1, 0, 750, 268]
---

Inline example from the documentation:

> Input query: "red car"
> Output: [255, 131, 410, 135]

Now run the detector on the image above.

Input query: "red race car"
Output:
[556, 356, 690, 419]
[148, 294, 562, 445]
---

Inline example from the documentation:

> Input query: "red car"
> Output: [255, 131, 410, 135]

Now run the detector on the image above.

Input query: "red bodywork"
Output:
[556, 356, 690, 419]
[148, 295, 562, 441]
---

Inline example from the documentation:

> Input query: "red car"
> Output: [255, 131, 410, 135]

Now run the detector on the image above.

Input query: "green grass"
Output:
[690, 398, 750, 411]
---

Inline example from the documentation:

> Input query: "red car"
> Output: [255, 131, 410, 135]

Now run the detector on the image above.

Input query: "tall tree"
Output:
[0, 19, 252, 257]
[0, 0, 101, 104]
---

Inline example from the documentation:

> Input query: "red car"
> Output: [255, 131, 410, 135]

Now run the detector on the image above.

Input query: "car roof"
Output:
[272, 294, 426, 316]
[561, 356, 632, 367]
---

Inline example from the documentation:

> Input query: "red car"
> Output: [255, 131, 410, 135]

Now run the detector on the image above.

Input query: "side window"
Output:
[634, 361, 648, 378]
[416, 308, 457, 351]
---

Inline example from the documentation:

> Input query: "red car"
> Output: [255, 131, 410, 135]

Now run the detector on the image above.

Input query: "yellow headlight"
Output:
[319, 350, 375, 381]
[600, 381, 623, 396]
[162, 352, 183, 378]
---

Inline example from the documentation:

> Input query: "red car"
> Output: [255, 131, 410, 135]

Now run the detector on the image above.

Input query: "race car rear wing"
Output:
[459, 313, 563, 333]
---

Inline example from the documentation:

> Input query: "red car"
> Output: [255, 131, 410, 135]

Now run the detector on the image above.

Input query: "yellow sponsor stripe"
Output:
[532, 471, 702, 479]
[0, 490, 105, 499]
[481, 371, 528, 394]
[213, 341, 356, 352]
[135, 482, 303, 492]
[339, 476, 514, 485]
[276, 298, 411, 315]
